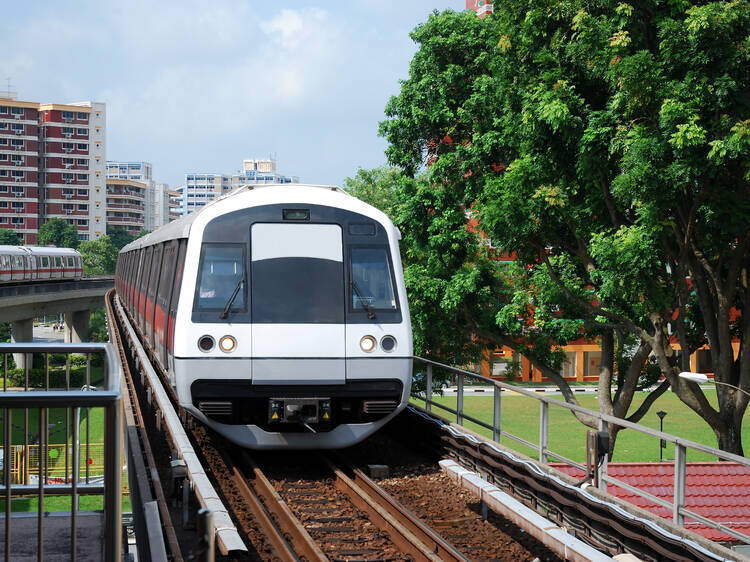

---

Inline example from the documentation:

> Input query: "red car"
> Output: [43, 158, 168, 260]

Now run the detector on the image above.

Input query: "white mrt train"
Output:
[115, 184, 412, 449]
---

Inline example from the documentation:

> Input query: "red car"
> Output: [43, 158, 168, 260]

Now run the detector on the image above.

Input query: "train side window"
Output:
[194, 244, 246, 312]
[41, 256, 49, 267]
[157, 241, 177, 310]
[67, 257, 74, 267]
[148, 245, 163, 302]
[140, 247, 153, 296]
[55, 257, 62, 268]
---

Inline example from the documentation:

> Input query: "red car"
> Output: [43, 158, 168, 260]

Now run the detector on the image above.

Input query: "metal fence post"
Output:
[104, 396, 123, 561]
[493, 387, 502, 442]
[597, 420, 608, 493]
[673, 443, 687, 526]
[425, 364, 432, 413]
[456, 374, 464, 426]
[539, 401, 548, 464]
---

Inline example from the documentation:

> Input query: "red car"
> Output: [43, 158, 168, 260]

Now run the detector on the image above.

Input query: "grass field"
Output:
[413, 388, 750, 463]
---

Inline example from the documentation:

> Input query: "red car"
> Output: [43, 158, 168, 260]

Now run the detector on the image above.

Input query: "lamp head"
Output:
[679, 372, 709, 384]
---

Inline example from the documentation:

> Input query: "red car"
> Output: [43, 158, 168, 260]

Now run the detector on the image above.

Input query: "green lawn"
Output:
[414, 388, 750, 463]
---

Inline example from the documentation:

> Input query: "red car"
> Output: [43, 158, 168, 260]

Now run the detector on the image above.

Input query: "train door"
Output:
[139, 246, 154, 334]
[250, 223, 346, 384]
[0, 254, 10, 282]
[52, 256, 63, 279]
[38, 255, 51, 280]
[166, 240, 186, 374]
[11, 254, 25, 281]
[146, 243, 164, 350]
[26, 255, 35, 280]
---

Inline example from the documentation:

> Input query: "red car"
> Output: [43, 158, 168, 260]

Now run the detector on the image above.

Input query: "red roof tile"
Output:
[552, 462, 750, 542]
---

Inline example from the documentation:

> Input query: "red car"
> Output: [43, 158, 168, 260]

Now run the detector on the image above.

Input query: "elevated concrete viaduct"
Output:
[0, 278, 113, 367]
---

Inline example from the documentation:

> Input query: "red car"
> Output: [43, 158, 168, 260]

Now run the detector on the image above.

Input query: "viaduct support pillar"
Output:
[64, 310, 90, 343]
[11, 318, 34, 370]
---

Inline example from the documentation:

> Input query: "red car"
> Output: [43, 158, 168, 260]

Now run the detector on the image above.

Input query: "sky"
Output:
[1, 1, 462, 188]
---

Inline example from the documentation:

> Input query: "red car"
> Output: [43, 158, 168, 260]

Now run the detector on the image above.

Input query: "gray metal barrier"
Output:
[413, 356, 750, 545]
[0, 343, 122, 562]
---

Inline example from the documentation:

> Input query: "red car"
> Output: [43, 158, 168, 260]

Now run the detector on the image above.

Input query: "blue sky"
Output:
[1, 1, 462, 187]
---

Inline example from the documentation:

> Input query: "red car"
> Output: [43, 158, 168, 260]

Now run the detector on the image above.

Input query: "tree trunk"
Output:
[715, 413, 745, 456]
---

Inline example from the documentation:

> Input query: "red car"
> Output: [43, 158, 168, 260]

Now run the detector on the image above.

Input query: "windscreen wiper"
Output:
[220, 276, 244, 319]
[351, 279, 376, 320]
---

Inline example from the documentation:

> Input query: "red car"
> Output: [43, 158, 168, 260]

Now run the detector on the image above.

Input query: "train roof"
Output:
[121, 183, 397, 253]
[0, 245, 80, 256]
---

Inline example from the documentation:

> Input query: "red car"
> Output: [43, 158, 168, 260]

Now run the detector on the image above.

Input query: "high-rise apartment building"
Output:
[106, 160, 173, 231]
[178, 158, 299, 216]
[106, 178, 146, 235]
[0, 96, 106, 243]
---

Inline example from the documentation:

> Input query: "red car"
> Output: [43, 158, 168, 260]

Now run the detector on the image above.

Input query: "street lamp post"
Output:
[678, 372, 750, 399]
[656, 410, 667, 461]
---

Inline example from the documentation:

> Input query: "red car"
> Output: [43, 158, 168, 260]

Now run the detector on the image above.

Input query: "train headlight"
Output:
[219, 335, 236, 353]
[198, 335, 215, 352]
[380, 335, 397, 353]
[360, 335, 376, 353]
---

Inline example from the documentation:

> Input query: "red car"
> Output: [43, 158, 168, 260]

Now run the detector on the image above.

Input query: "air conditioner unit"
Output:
[13, 114, 21, 120]
[65, 180, 72, 184]
[15, 208, 23, 213]
[14, 146, 22, 151]
[14, 130, 22, 136]
[64, 148, 73, 153]
[63, 118, 72, 123]
[63, 133, 72, 138]
[14, 192, 22, 197]
[13, 177, 21, 182]
[66, 210, 73, 214]
[64, 164, 72, 168]
[65, 194, 72, 199]
[14, 161, 23, 166]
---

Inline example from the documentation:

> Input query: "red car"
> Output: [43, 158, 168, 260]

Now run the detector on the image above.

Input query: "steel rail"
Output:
[343, 461, 469, 562]
[227, 463, 299, 562]
[321, 455, 455, 562]
[106, 289, 181, 560]
[113, 294, 246, 555]
[240, 452, 327, 561]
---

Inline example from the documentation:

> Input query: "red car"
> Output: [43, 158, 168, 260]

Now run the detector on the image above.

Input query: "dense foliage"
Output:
[37, 218, 79, 249]
[380, 3, 750, 453]
[0, 229, 21, 245]
[79, 235, 118, 276]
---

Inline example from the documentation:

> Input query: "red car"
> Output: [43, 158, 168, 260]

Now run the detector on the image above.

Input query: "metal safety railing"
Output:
[0, 343, 122, 562]
[412, 356, 750, 545]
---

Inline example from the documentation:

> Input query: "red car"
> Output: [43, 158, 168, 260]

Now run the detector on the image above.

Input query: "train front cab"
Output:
[175, 202, 412, 449]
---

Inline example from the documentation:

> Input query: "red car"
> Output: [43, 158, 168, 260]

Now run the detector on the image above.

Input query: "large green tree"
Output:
[0, 229, 21, 245]
[37, 218, 79, 249]
[79, 235, 118, 276]
[381, 3, 750, 454]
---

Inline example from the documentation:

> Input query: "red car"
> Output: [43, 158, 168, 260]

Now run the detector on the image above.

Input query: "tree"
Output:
[381, 4, 750, 454]
[38, 218, 79, 249]
[79, 235, 118, 276]
[0, 229, 21, 245]
[343, 166, 403, 220]
[106, 226, 135, 251]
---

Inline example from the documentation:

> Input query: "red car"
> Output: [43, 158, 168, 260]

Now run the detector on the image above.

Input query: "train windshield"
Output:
[194, 244, 246, 312]
[350, 248, 397, 311]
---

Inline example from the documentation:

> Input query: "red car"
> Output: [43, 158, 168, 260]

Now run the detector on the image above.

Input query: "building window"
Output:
[76, 128, 88, 136]
[11, 202, 23, 209]
[0, 170, 8, 177]
[0, 106, 7, 114]
[10, 107, 23, 116]
[0, 139, 6, 146]
[77, 158, 87, 165]
[0, 202, 7, 208]
[0, 123, 7, 129]
[0, 154, 6, 161]
[11, 217, 23, 224]
[62, 111, 74, 121]
[77, 174, 88, 181]
[77, 219, 88, 226]
[77, 143, 87, 151]
[78, 204, 88, 211]
[77, 112, 88, 121]
[76, 188, 87, 196]
[62, 127, 74, 135]
[0, 217, 6, 223]
[11, 140, 22, 147]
